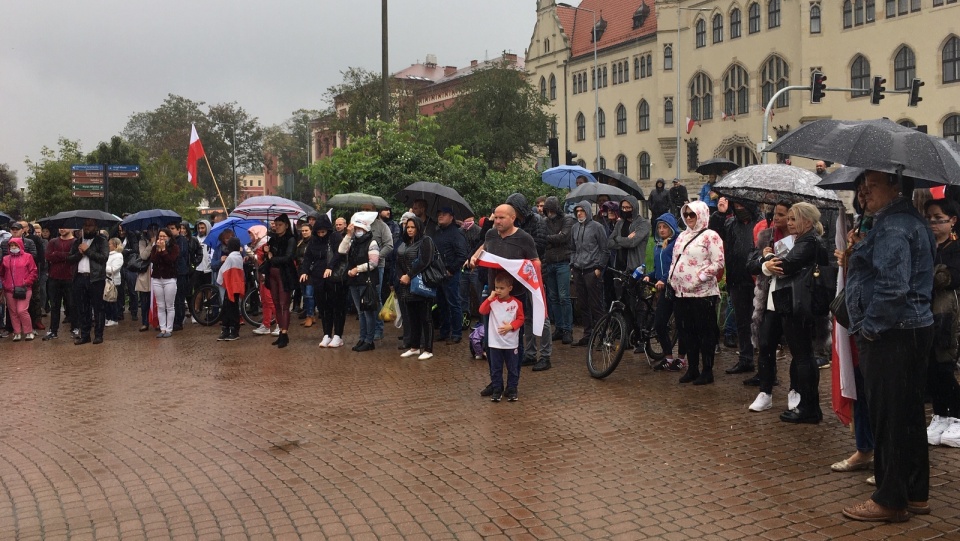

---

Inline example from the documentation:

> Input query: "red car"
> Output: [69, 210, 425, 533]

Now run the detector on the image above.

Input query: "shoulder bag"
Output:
[418, 238, 446, 287]
[360, 277, 379, 311]
[772, 241, 837, 318]
[326, 244, 349, 283]
[103, 280, 118, 303]
[665, 229, 707, 300]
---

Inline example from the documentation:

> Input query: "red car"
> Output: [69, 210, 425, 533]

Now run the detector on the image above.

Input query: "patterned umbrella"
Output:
[230, 195, 306, 221]
[713, 164, 844, 209]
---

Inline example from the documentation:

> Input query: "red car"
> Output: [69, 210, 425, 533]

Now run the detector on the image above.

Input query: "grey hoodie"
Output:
[607, 195, 651, 271]
[570, 200, 609, 271]
[196, 219, 213, 273]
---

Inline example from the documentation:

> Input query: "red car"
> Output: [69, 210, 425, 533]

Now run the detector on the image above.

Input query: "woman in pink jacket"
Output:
[1, 237, 39, 341]
[668, 200, 725, 385]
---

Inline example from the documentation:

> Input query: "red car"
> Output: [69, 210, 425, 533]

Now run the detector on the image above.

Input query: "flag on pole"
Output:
[476, 251, 547, 336]
[187, 124, 206, 187]
[685, 117, 695, 134]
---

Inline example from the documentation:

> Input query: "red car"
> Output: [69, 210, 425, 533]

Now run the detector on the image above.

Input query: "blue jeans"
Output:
[302, 283, 315, 317]
[459, 268, 482, 316]
[437, 269, 463, 339]
[543, 262, 572, 332]
[349, 285, 377, 343]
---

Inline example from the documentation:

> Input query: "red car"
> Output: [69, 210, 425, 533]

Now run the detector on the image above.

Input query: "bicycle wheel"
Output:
[190, 284, 222, 326]
[644, 311, 676, 364]
[241, 288, 263, 327]
[586, 312, 629, 379]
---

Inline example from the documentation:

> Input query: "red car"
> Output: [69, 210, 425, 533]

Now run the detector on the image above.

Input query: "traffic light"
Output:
[566, 150, 578, 165]
[908, 78, 924, 107]
[810, 70, 827, 104]
[547, 138, 559, 168]
[870, 76, 886, 105]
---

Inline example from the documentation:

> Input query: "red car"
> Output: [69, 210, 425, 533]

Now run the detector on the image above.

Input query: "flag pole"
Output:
[202, 154, 230, 213]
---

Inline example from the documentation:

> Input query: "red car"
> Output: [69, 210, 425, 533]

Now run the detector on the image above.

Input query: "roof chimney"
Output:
[471, 60, 478, 67]
[444, 66, 457, 76]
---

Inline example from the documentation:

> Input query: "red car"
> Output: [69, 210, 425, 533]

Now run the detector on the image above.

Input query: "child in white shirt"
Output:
[478, 272, 525, 402]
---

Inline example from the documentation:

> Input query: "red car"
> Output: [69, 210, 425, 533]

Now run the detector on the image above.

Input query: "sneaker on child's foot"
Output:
[217, 328, 230, 341]
[400, 348, 421, 358]
[480, 384, 495, 397]
[490, 388, 503, 402]
[24, 332, 35, 341]
[253, 324, 271, 335]
[271, 326, 280, 336]
[505, 388, 518, 402]
[928, 414, 953, 445]
[104, 320, 117, 327]
[667, 359, 685, 372]
[653, 358, 672, 371]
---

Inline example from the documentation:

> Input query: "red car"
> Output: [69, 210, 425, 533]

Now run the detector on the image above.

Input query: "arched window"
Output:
[726, 145, 760, 167]
[598, 108, 606, 138]
[851, 55, 871, 97]
[761, 55, 790, 108]
[602, 66, 608, 87]
[664, 98, 674, 125]
[634, 57, 641, 79]
[540, 76, 547, 99]
[617, 154, 628, 176]
[599, 156, 607, 170]
[866, 0, 876, 21]
[638, 152, 651, 180]
[576, 113, 586, 141]
[572, 74, 579, 95]
[646, 54, 653, 76]
[640, 57, 647, 78]
[843, 1, 853, 28]
[616, 104, 627, 135]
[638, 100, 651, 131]
[580, 73, 587, 93]
[855, 0, 865, 25]
[894, 45, 916, 90]
[945, 35, 960, 84]
[749, 2, 761, 33]
[696, 19, 706, 48]
[689, 72, 713, 121]
[549, 74, 557, 100]
[544, 38, 551, 53]
[898, 119, 917, 128]
[731, 8, 742, 38]
[713, 14, 724, 43]
[810, 5, 821, 33]
[723, 65, 749, 115]
[664, 45, 673, 70]
[945, 114, 960, 142]
[768, 0, 781, 28]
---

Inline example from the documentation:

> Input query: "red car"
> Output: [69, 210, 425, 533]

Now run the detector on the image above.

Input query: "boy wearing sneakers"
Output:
[216, 238, 245, 341]
[479, 272, 525, 402]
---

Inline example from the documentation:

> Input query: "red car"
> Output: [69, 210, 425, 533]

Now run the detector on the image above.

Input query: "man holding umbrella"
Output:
[68, 219, 109, 345]
[433, 206, 469, 344]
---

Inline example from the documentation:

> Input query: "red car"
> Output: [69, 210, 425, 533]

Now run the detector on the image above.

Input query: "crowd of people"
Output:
[0, 165, 955, 523]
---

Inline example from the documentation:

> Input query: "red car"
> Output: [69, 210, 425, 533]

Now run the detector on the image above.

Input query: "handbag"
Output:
[12, 286, 27, 300]
[418, 238, 446, 287]
[830, 289, 850, 328]
[326, 244, 349, 283]
[410, 274, 437, 298]
[126, 252, 149, 273]
[103, 280, 118, 303]
[773, 262, 837, 318]
[360, 277, 379, 311]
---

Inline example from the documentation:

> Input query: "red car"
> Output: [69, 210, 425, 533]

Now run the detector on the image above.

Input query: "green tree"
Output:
[141, 152, 204, 221]
[264, 109, 321, 204]
[23, 138, 84, 219]
[0, 163, 21, 217]
[324, 67, 420, 141]
[435, 60, 554, 170]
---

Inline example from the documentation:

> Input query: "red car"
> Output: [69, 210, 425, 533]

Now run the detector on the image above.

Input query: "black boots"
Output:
[532, 358, 552, 371]
[679, 360, 700, 383]
[693, 355, 714, 385]
[273, 332, 289, 348]
[780, 358, 822, 423]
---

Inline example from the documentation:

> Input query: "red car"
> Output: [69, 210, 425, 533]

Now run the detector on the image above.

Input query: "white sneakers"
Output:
[787, 390, 801, 410]
[932, 416, 960, 447]
[418, 351, 434, 360]
[400, 348, 421, 358]
[253, 324, 272, 335]
[319, 335, 332, 348]
[748, 392, 773, 412]
[327, 335, 344, 348]
[24, 332, 34, 341]
[104, 320, 118, 327]
[271, 326, 280, 336]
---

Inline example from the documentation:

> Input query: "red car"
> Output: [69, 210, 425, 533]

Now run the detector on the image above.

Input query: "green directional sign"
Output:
[71, 184, 105, 191]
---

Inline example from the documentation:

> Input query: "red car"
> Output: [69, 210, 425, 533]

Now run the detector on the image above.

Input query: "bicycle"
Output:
[586, 267, 677, 379]
[189, 262, 264, 327]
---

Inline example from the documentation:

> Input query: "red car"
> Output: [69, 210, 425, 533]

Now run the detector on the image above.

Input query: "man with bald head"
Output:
[815, 160, 827, 178]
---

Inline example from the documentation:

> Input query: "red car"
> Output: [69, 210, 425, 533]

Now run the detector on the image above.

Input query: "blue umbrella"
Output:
[121, 209, 181, 232]
[541, 165, 597, 189]
[204, 216, 264, 249]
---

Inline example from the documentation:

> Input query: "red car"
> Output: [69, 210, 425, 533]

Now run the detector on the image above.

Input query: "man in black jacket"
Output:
[709, 197, 759, 374]
[649, 178, 673, 229]
[432, 207, 469, 344]
[543, 196, 575, 349]
[458, 214, 484, 320]
[669, 179, 689, 221]
[67, 219, 109, 345]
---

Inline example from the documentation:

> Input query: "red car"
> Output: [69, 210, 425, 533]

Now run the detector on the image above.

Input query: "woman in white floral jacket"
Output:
[668, 200, 725, 385]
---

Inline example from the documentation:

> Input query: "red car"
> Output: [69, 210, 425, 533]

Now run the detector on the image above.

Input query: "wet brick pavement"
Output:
[0, 317, 957, 540]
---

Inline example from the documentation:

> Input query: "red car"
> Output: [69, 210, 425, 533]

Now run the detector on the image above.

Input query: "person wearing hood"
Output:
[570, 200, 610, 346]
[247, 224, 277, 337]
[644, 213, 685, 371]
[301, 215, 346, 348]
[1, 237, 39, 341]
[505, 192, 552, 367]
[709, 196, 760, 375]
[340, 212, 381, 352]
[68, 219, 110, 345]
[669, 201, 725, 385]
[608, 195, 651, 276]
[649, 179, 673, 226]
[543, 196, 575, 347]
[397, 215, 436, 360]
[193, 219, 213, 294]
[216, 237, 245, 341]
[262, 214, 297, 348]
[295, 221, 314, 325]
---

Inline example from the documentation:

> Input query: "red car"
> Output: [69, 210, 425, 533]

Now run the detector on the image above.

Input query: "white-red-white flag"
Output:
[187, 124, 206, 187]
[476, 251, 547, 336]
[685, 117, 695, 134]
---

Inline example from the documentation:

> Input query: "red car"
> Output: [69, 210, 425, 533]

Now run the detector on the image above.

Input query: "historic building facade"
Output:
[527, 0, 960, 192]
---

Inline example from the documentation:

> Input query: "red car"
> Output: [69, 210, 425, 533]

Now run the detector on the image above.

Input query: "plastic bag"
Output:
[379, 291, 398, 322]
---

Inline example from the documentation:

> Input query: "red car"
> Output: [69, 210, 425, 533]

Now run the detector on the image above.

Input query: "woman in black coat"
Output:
[396, 215, 436, 360]
[263, 213, 297, 348]
[300, 215, 346, 348]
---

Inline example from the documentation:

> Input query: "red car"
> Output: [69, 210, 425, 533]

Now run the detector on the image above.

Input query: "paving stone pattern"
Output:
[0, 319, 957, 540]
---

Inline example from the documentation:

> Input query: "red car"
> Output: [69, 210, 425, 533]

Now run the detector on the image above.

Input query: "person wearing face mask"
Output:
[607, 195, 650, 279]
[1, 237, 39, 341]
[67, 219, 110, 345]
[340, 212, 381, 352]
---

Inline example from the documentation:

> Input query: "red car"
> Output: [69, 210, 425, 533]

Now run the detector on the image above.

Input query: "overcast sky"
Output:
[0, 0, 537, 184]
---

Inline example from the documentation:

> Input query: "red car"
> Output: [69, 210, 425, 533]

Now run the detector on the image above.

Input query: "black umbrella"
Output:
[39, 209, 122, 230]
[564, 182, 630, 203]
[121, 209, 182, 232]
[395, 181, 474, 221]
[695, 157, 740, 176]
[816, 167, 866, 191]
[592, 169, 645, 200]
[293, 200, 322, 219]
[0, 211, 12, 225]
[765, 118, 960, 187]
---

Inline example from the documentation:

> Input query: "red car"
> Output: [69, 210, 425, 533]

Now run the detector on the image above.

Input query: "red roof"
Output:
[558, 0, 657, 59]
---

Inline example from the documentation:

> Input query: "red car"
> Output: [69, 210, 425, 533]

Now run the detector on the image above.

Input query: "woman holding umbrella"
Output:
[262, 214, 297, 348]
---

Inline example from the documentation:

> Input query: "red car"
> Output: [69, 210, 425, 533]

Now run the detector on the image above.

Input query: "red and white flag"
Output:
[187, 123, 206, 187]
[685, 117, 695, 134]
[476, 251, 547, 336]
[830, 214, 856, 425]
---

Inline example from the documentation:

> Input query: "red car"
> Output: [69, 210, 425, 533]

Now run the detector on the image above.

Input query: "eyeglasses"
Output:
[928, 218, 953, 225]
[683, 212, 697, 219]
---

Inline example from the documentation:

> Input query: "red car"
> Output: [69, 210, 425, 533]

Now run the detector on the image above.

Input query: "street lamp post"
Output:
[675, 2, 711, 181]
[558, 3, 601, 168]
